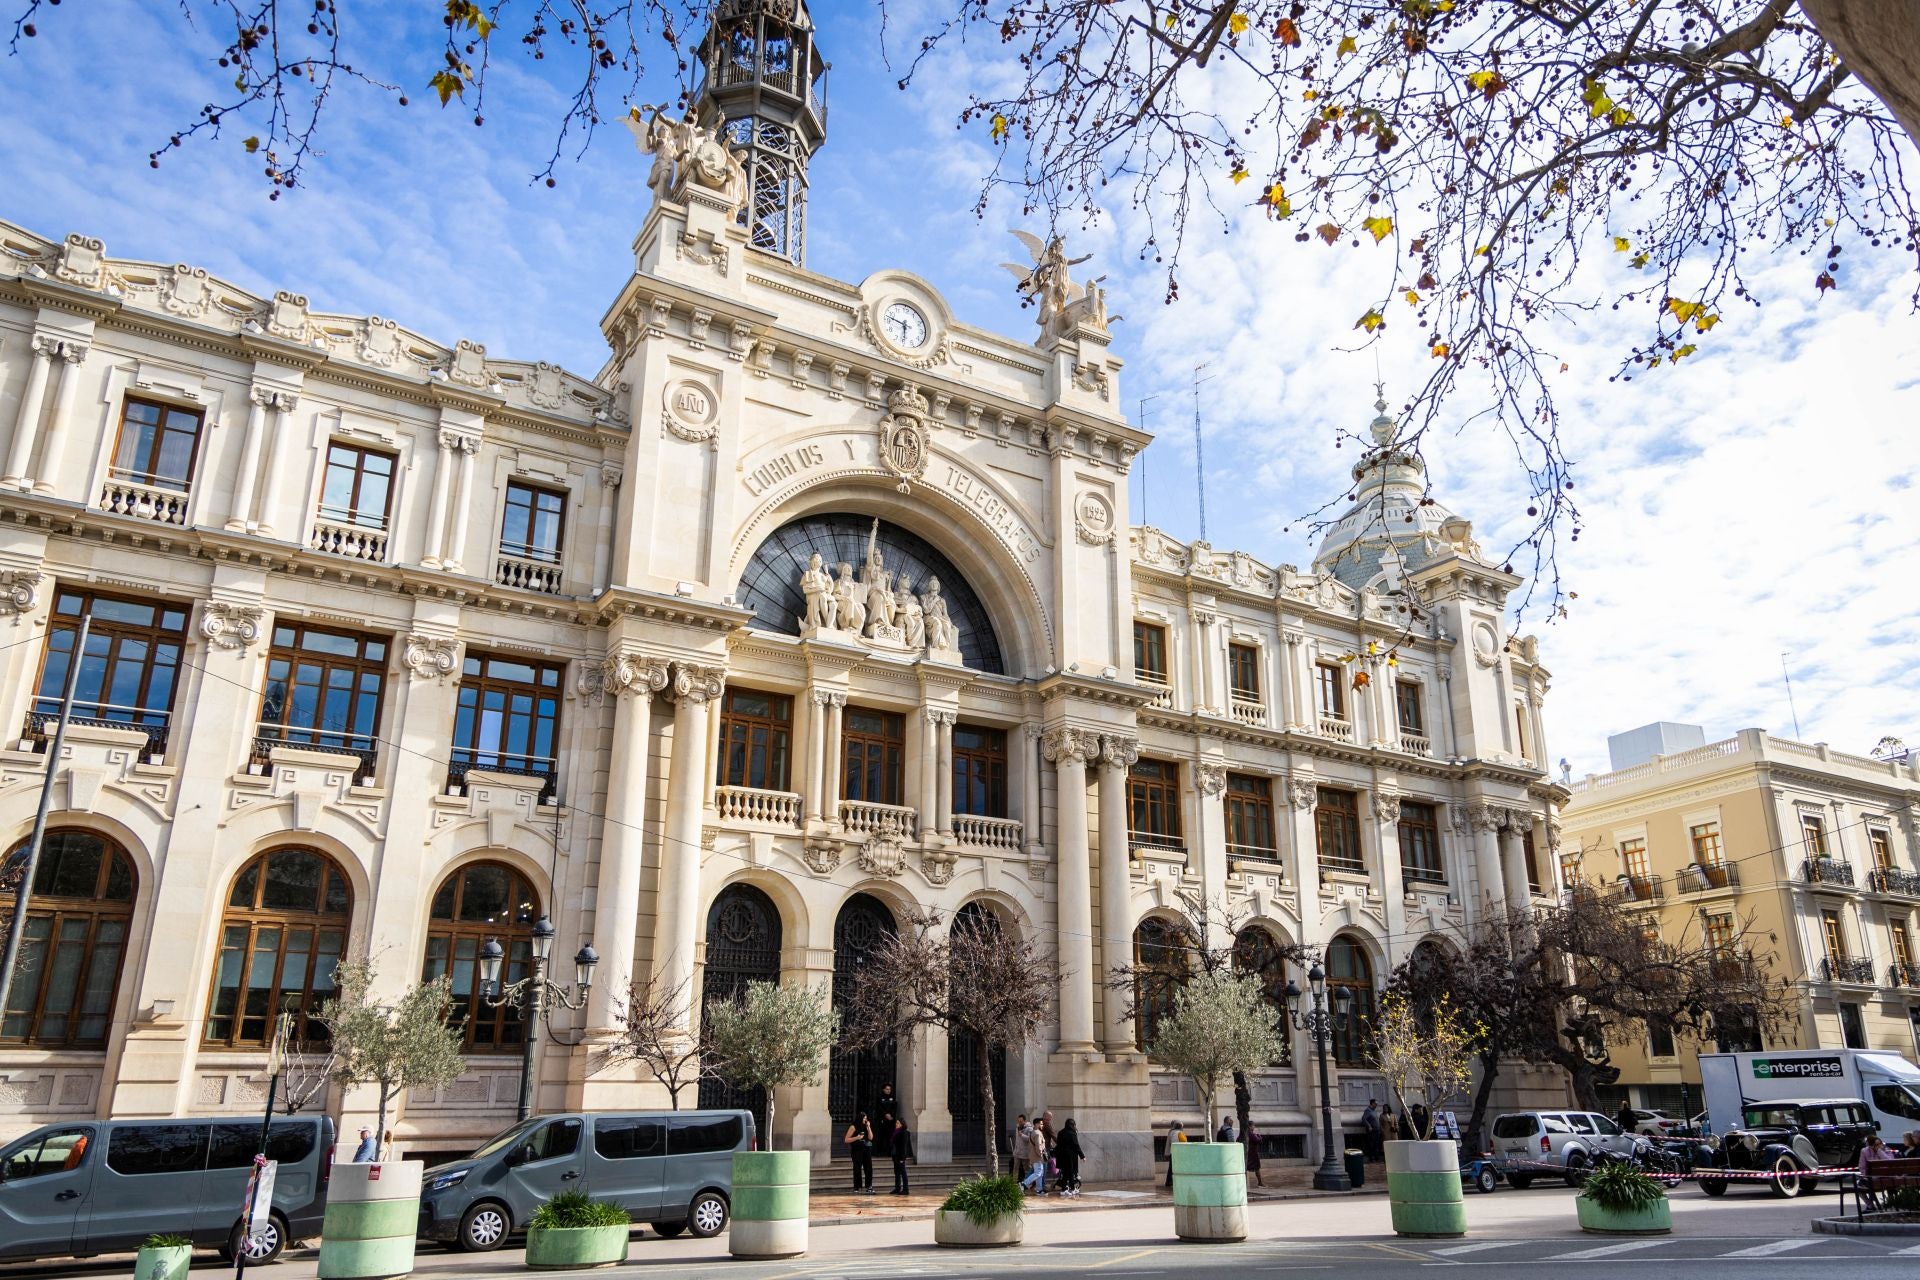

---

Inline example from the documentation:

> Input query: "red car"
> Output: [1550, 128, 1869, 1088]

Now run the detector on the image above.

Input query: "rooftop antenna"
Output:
[1780, 651, 1803, 739]
[1136, 393, 1160, 526]
[1192, 362, 1216, 541]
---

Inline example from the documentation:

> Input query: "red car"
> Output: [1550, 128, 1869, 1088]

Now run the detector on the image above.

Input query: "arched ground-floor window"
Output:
[0, 830, 136, 1048]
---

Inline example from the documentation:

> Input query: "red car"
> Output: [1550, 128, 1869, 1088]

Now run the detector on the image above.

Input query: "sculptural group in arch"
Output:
[797, 520, 960, 660]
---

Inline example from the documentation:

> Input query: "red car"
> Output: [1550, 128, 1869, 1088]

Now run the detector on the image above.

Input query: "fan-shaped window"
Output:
[423, 862, 540, 1051]
[205, 848, 352, 1047]
[736, 515, 1005, 673]
[1, 831, 137, 1048]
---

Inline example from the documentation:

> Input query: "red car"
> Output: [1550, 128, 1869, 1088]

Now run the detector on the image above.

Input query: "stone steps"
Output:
[809, 1155, 1002, 1194]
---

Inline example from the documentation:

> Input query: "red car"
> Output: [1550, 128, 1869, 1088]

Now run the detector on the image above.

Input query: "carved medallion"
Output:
[858, 832, 907, 878]
[663, 379, 719, 442]
[802, 840, 841, 876]
[1074, 490, 1115, 546]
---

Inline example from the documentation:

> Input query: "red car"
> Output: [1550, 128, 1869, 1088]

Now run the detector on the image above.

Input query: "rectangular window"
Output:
[31, 588, 189, 752]
[1840, 1002, 1867, 1050]
[1224, 772, 1276, 858]
[106, 1124, 208, 1176]
[1620, 838, 1650, 892]
[842, 708, 905, 806]
[501, 481, 566, 564]
[1128, 759, 1183, 847]
[1691, 822, 1724, 867]
[1703, 911, 1735, 954]
[1398, 801, 1444, 884]
[1802, 813, 1829, 857]
[452, 652, 563, 794]
[1228, 643, 1260, 700]
[593, 1118, 666, 1159]
[1891, 918, 1915, 976]
[1316, 788, 1363, 873]
[670, 1115, 746, 1154]
[716, 688, 793, 793]
[1822, 909, 1849, 962]
[1522, 830, 1542, 894]
[1870, 828, 1895, 872]
[317, 443, 396, 530]
[1648, 1020, 1676, 1059]
[951, 724, 1008, 818]
[1133, 622, 1168, 683]
[256, 623, 389, 773]
[110, 396, 203, 491]
[1316, 663, 1346, 720]
[1560, 850, 1585, 891]
[1395, 681, 1424, 736]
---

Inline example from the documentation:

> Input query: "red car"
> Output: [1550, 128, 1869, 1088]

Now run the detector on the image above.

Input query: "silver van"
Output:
[0, 1114, 333, 1264]
[420, 1109, 754, 1251]
[1490, 1110, 1638, 1187]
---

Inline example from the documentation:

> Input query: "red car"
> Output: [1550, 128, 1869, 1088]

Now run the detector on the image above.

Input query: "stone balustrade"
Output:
[1229, 697, 1265, 726]
[309, 515, 389, 563]
[1319, 716, 1354, 743]
[952, 813, 1022, 850]
[1399, 731, 1431, 756]
[99, 472, 190, 526]
[495, 551, 564, 594]
[715, 786, 803, 827]
[839, 799, 917, 838]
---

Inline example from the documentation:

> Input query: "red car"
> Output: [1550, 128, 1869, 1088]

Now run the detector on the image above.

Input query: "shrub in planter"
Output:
[1576, 1161, 1672, 1235]
[935, 1176, 1026, 1248]
[525, 1191, 632, 1270]
[136, 1233, 194, 1280]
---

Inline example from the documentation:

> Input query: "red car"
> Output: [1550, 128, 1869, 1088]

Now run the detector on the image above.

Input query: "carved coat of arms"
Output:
[879, 384, 931, 492]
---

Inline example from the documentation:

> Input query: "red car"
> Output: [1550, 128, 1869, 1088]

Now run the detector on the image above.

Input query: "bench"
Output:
[1837, 1157, 1920, 1220]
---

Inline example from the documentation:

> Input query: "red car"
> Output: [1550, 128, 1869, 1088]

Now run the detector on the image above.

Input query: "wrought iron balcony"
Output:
[1679, 862, 1740, 894]
[23, 705, 170, 763]
[251, 727, 377, 784]
[1820, 956, 1877, 984]
[1868, 867, 1920, 897]
[1616, 875, 1664, 903]
[1228, 842, 1282, 864]
[447, 748, 558, 801]
[1888, 962, 1920, 989]
[1803, 857, 1855, 887]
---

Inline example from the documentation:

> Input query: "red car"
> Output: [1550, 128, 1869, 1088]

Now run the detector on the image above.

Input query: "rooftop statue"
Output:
[1001, 231, 1120, 342]
[625, 104, 750, 219]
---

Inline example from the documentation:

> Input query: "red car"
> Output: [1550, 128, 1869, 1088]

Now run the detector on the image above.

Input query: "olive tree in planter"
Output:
[1153, 969, 1283, 1242]
[524, 1190, 632, 1269]
[135, 1232, 194, 1280]
[1369, 992, 1480, 1238]
[705, 979, 839, 1260]
[1576, 1161, 1672, 1234]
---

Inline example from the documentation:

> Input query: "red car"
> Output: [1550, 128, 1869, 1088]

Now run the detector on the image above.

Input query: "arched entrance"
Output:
[947, 901, 1009, 1157]
[1327, 934, 1377, 1067]
[698, 884, 783, 1114]
[829, 893, 897, 1143]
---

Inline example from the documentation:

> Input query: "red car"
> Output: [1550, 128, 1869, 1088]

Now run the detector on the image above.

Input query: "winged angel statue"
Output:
[1001, 231, 1120, 341]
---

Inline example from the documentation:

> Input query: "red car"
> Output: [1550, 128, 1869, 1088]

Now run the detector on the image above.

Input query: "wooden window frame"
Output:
[1133, 621, 1169, 684]
[0, 831, 136, 1048]
[842, 707, 906, 806]
[1224, 772, 1276, 858]
[1821, 909, 1849, 964]
[110, 395, 205, 492]
[715, 687, 794, 793]
[1398, 801, 1445, 884]
[256, 623, 390, 776]
[951, 724, 1008, 819]
[1315, 663, 1347, 720]
[203, 848, 352, 1048]
[423, 861, 540, 1053]
[1891, 919, 1915, 971]
[1869, 828, 1895, 872]
[1327, 935, 1375, 1067]
[1690, 822, 1725, 867]
[1620, 838, 1650, 892]
[1802, 814, 1830, 857]
[1127, 758, 1184, 848]
[1227, 642, 1260, 701]
[500, 480, 567, 565]
[451, 652, 564, 795]
[32, 588, 189, 741]
[1394, 680, 1424, 736]
[1315, 787, 1363, 873]
[318, 442, 397, 531]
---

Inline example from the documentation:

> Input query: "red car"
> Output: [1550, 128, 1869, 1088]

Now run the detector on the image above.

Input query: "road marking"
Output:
[1543, 1239, 1672, 1261]
[1894, 1244, 1920, 1256]
[1087, 1250, 1163, 1269]
[1367, 1241, 1440, 1262]
[1721, 1240, 1822, 1258]
[1430, 1241, 1522, 1256]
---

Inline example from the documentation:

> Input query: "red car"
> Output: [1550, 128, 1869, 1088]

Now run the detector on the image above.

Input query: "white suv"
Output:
[1489, 1111, 1640, 1187]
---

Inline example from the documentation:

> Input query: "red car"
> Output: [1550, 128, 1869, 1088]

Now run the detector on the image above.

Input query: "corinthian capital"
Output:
[673, 661, 727, 704]
[1469, 801, 1505, 833]
[1041, 726, 1097, 765]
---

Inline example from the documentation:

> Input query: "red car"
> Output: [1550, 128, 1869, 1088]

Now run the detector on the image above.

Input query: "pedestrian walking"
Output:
[1244, 1121, 1264, 1188]
[1411, 1103, 1430, 1141]
[844, 1112, 875, 1194]
[1011, 1113, 1032, 1183]
[352, 1126, 377, 1162]
[1378, 1105, 1395, 1160]
[889, 1117, 913, 1195]
[1362, 1100, 1381, 1162]
[1039, 1110, 1058, 1192]
[1615, 1099, 1636, 1135]
[1164, 1120, 1186, 1188]
[1217, 1114, 1237, 1143]
[1019, 1118, 1050, 1196]
[1055, 1118, 1086, 1196]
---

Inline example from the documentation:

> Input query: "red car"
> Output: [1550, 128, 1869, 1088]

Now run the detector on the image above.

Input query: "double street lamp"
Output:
[1285, 960, 1356, 1192]
[479, 917, 598, 1122]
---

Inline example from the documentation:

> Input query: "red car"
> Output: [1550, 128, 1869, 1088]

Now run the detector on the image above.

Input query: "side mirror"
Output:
[503, 1146, 530, 1168]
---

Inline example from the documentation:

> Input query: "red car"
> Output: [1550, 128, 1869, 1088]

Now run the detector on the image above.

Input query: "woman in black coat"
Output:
[1054, 1118, 1086, 1195]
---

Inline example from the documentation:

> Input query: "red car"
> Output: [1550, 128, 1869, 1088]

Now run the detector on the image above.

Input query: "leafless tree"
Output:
[595, 974, 706, 1109]
[276, 1033, 337, 1114]
[839, 906, 1053, 1176]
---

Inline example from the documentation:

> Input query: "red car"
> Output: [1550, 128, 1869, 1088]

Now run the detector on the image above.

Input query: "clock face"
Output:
[881, 302, 928, 350]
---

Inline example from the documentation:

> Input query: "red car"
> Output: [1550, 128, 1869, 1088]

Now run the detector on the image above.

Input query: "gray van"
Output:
[421, 1109, 754, 1251]
[0, 1114, 333, 1264]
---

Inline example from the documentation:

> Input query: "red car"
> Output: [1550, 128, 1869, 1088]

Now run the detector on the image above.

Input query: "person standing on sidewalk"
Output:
[1216, 1115, 1237, 1144]
[1054, 1118, 1085, 1196]
[1244, 1121, 1264, 1188]
[1164, 1121, 1186, 1188]
[353, 1127, 377, 1162]
[844, 1112, 875, 1195]
[889, 1117, 913, 1195]
[1019, 1119, 1050, 1196]
[1362, 1100, 1381, 1161]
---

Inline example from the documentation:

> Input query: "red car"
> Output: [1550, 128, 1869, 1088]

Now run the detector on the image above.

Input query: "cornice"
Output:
[17, 276, 118, 321]
[594, 586, 755, 633]
[1034, 671, 1158, 710]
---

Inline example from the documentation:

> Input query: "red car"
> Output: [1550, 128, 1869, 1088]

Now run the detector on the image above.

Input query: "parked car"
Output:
[1625, 1109, 1685, 1137]
[1693, 1098, 1877, 1198]
[0, 1114, 334, 1264]
[1489, 1110, 1641, 1188]
[419, 1109, 754, 1251]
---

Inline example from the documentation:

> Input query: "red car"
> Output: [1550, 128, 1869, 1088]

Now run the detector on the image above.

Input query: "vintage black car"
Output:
[1693, 1098, 1877, 1198]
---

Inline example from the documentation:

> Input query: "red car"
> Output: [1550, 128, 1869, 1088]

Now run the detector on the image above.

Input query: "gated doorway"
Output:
[948, 901, 1009, 1157]
[697, 883, 782, 1116]
[828, 893, 897, 1145]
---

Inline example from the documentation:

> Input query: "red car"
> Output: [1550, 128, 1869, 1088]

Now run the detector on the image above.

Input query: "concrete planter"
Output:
[934, 1209, 1026, 1247]
[524, 1224, 631, 1269]
[1385, 1140, 1467, 1238]
[318, 1161, 423, 1279]
[134, 1244, 194, 1280]
[1577, 1196, 1672, 1235]
[1170, 1140, 1248, 1242]
[730, 1150, 810, 1260]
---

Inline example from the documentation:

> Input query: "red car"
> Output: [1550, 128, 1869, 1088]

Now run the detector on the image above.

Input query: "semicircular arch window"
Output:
[736, 514, 1006, 673]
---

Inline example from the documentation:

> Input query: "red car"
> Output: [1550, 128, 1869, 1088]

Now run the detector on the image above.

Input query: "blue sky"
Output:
[3, 0, 1916, 771]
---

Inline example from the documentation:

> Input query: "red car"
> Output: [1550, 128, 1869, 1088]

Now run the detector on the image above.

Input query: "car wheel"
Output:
[1507, 1174, 1533, 1190]
[1699, 1178, 1728, 1197]
[1476, 1167, 1497, 1194]
[687, 1191, 729, 1238]
[1563, 1152, 1588, 1188]
[230, 1211, 287, 1265]
[1768, 1155, 1805, 1199]
[651, 1221, 687, 1239]
[458, 1201, 512, 1252]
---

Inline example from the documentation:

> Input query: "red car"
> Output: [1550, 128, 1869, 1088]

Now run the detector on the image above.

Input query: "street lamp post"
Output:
[480, 917, 598, 1122]
[1286, 960, 1356, 1192]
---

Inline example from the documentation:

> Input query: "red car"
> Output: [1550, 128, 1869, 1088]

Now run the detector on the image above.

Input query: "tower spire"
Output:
[695, 0, 829, 265]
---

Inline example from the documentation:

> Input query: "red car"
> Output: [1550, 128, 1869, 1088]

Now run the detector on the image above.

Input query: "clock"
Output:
[881, 302, 928, 350]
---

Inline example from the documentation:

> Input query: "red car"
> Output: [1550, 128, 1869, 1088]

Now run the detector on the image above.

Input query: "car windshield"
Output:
[469, 1119, 544, 1161]
[1744, 1108, 1798, 1129]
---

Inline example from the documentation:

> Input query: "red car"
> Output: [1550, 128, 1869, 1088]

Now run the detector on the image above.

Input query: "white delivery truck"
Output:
[1699, 1049, 1920, 1140]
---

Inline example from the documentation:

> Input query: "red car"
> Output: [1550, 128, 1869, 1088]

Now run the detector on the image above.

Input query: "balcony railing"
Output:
[716, 786, 802, 827]
[1868, 867, 1920, 897]
[1888, 962, 1920, 989]
[1821, 956, 1877, 984]
[98, 470, 190, 526]
[952, 813, 1023, 850]
[1228, 842, 1281, 864]
[1129, 832, 1187, 861]
[1616, 875, 1665, 903]
[1680, 862, 1740, 894]
[1136, 672, 1174, 709]
[1398, 731, 1432, 757]
[1229, 696, 1266, 727]
[309, 513, 389, 563]
[1320, 852, 1366, 875]
[1401, 865, 1448, 887]
[447, 748, 557, 801]
[23, 706, 169, 762]
[251, 727, 377, 783]
[1319, 716, 1354, 743]
[839, 799, 917, 839]
[495, 551, 564, 595]
[1803, 857, 1855, 887]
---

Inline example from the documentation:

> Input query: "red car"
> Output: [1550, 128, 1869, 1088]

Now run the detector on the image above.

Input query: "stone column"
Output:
[586, 654, 668, 1030]
[803, 689, 835, 823]
[420, 428, 460, 567]
[443, 433, 480, 572]
[226, 388, 272, 530]
[1467, 802, 1508, 919]
[1191, 608, 1218, 713]
[4, 336, 55, 489]
[1043, 728, 1097, 1052]
[1020, 724, 1043, 856]
[824, 694, 845, 825]
[1285, 775, 1321, 919]
[1282, 632, 1311, 730]
[253, 392, 300, 538]
[655, 662, 724, 1028]
[916, 706, 940, 836]
[592, 464, 621, 592]
[935, 712, 956, 837]
[1373, 792, 1408, 944]
[1096, 734, 1139, 1052]
[1500, 809, 1533, 907]
[31, 342, 89, 497]
[1193, 758, 1230, 932]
